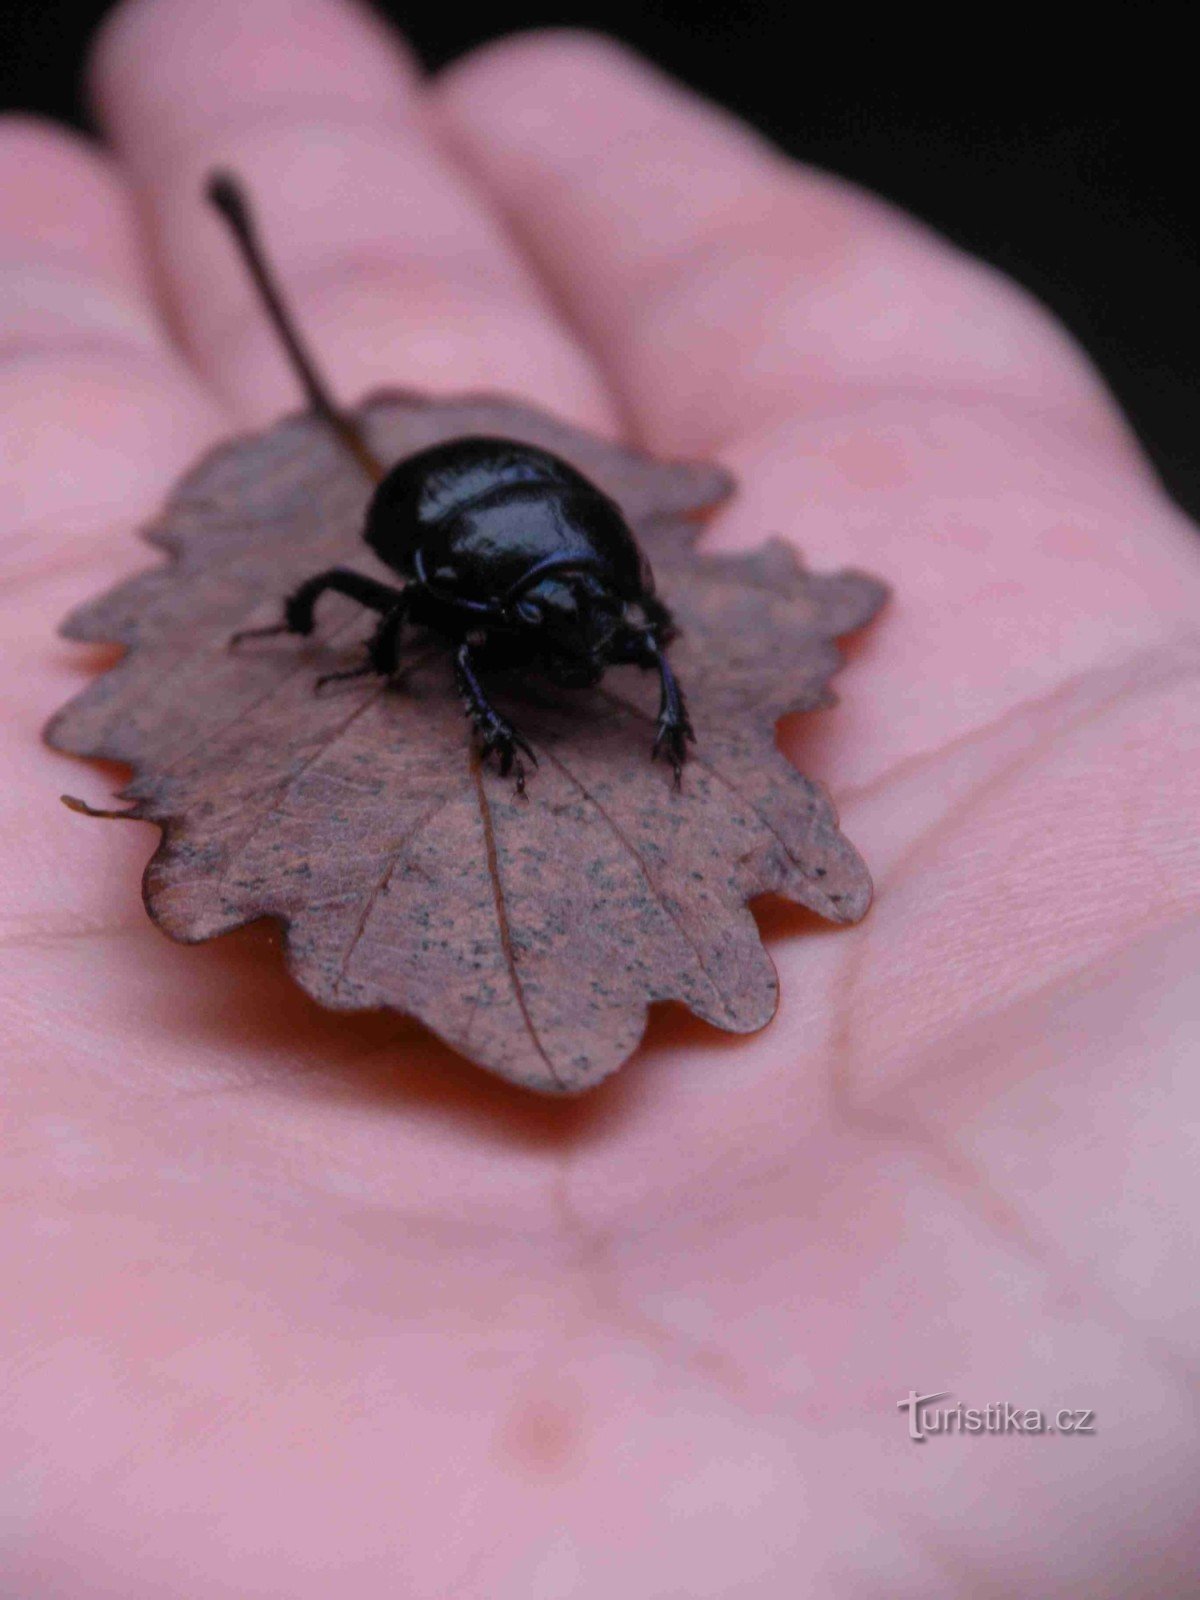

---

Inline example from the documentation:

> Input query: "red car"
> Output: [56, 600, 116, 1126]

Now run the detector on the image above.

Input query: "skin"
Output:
[2, 2, 1197, 1594]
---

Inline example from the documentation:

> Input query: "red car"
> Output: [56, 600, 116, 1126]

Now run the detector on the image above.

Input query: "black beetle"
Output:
[232, 435, 692, 790]
[210, 172, 694, 793]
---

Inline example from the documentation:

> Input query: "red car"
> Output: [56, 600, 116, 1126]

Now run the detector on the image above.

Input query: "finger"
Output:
[0, 117, 227, 940]
[0, 115, 225, 603]
[440, 35, 1200, 804]
[440, 33, 1140, 459]
[89, 0, 613, 431]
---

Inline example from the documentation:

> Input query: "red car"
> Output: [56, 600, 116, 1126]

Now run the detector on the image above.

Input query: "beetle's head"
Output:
[515, 572, 622, 687]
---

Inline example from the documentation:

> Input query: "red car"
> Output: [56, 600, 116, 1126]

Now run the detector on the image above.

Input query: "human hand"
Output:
[4, 2, 1197, 1593]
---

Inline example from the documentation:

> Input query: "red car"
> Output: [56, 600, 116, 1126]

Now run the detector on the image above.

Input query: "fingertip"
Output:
[90, 0, 423, 154]
[443, 26, 646, 94]
[0, 114, 137, 271]
[0, 112, 102, 173]
[440, 26, 770, 164]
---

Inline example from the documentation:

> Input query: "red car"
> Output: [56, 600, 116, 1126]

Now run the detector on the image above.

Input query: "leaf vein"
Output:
[540, 746, 735, 1018]
[470, 752, 564, 1089]
[331, 794, 449, 997]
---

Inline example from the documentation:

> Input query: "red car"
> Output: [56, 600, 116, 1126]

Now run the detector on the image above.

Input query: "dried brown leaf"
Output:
[47, 392, 887, 1093]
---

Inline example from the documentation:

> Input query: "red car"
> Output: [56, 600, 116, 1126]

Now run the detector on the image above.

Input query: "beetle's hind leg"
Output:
[314, 596, 411, 691]
[315, 588, 419, 688]
[229, 567, 404, 649]
[455, 640, 537, 793]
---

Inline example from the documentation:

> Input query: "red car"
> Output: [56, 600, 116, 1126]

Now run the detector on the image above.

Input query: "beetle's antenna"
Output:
[205, 171, 384, 484]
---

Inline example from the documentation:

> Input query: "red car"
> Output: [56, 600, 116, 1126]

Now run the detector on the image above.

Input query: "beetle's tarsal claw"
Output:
[314, 659, 373, 693]
[652, 716, 692, 786]
[476, 716, 537, 790]
[229, 621, 289, 650]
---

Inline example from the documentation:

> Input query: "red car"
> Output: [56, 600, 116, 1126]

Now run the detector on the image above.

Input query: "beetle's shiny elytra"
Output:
[366, 437, 653, 611]
[233, 435, 693, 791]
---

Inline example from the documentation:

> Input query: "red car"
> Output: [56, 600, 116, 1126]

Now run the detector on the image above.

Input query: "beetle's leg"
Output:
[639, 593, 679, 646]
[612, 626, 694, 786]
[647, 640, 695, 788]
[230, 567, 403, 647]
[314, 594, 412, 691]
[367, 600, 410, 674]
[455, 640, 537, 793]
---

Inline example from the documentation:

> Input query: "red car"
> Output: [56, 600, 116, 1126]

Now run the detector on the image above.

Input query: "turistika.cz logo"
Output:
[897, 1391, 1096, 1442]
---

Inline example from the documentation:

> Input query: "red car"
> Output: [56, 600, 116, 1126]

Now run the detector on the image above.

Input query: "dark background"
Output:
[3, 3, 1196, 517]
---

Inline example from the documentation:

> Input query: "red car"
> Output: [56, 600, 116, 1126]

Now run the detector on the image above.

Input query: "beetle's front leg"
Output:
[647, 638, 694, 787]
[613, 626, 694, 785]
[455, 640, 538, 792]
[230, 567, 404, 648]
[639, 593, 679, 646]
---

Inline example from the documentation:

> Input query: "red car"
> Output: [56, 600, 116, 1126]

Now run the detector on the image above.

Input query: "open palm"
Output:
[4, 2, 1198, 1593]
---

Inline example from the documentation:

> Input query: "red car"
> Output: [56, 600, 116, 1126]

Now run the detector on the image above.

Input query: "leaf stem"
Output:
[205, 171, 385, 484]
